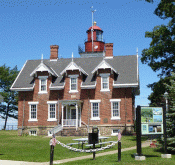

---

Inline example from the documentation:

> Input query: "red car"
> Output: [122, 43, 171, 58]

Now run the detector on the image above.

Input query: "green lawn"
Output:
[0, 130, 146, 162]
[61, 147, 175, 165]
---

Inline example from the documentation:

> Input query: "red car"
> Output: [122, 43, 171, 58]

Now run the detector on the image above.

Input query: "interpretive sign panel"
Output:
[141, 107, 163, 135]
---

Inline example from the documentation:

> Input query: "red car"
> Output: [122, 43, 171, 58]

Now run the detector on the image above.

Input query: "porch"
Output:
[60, 100, 83, 130]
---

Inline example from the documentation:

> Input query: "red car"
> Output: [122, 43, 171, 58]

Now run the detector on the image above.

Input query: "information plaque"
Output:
[141, 107, 164, 135]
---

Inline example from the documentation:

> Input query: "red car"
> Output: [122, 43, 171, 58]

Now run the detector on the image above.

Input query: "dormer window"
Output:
[38, 76, 48, 93]
[71, 77, 77, 90]
[100, 73, 110, 91]
[69, 75, 78, 93]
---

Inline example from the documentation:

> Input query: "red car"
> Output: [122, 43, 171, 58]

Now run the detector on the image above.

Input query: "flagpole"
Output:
[91, 6, 96, 52]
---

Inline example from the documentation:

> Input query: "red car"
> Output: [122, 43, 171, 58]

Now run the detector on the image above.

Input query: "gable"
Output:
[30, 61, 59, 77]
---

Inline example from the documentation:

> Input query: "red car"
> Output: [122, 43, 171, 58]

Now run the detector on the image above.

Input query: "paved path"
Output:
[0, 141, 151, 165]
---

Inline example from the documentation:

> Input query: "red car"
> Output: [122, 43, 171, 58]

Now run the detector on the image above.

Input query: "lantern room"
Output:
[85, 21, 105, 53]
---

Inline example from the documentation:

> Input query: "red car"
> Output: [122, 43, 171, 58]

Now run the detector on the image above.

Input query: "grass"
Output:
[0, 130, 147, 162]
[61, 147, 175, 165]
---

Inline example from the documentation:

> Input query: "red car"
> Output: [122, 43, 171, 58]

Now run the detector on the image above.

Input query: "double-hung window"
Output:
[28, 102, 39, 121]
[38, 76, 48, 93]
[90, 100, 101, 120]
[100, 73, 110, 91]
[47, 101, 57, 121]
[110, 99, 121, 120]
[69, 75, 78, 93]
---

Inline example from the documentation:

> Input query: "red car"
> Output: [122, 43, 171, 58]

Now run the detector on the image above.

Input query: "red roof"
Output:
[88, 25, 102, 30]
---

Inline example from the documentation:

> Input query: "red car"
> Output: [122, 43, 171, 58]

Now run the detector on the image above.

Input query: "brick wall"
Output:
[18, 69, 135, 135]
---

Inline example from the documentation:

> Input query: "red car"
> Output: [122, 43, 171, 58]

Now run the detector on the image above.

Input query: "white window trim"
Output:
[110, 99, 121, 120]
[29, 130, 37, 136]
[28, 102, 38, 122]
[48, 131, 53, 136]
[100, 73, 110, 92]
[38, 76, 48, 94]
[69, 75, 79, 93]
[47, 101, 57, 121]
[111, 129, 119, 136]
[90, 100, 101, 120]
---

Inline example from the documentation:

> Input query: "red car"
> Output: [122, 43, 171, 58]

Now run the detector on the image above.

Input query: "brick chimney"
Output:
[50, 45, 59, 60]
[105, 43, 113, 57]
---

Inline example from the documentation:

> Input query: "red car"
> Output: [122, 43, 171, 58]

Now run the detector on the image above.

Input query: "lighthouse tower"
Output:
[79, 21, 106, 57]
[85, 21, 105, 53]
[79, 21, 114, 58]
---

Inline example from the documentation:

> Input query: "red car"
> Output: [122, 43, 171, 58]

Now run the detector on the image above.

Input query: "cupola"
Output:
[85, 21, 105, 53]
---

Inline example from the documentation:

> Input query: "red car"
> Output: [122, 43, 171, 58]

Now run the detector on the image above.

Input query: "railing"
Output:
[50, 124, 63, 134]
[0, 125, 18, 130]
[63, 119, 79, 126]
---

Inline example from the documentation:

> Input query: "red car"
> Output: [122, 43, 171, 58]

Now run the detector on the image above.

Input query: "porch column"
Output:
[76, 103, 78, 131]
[62, 105, 64, 127]
[80, 104, 81, 127]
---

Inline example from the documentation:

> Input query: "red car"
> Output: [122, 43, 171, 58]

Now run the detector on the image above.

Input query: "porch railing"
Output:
[63, 119, 79, 126]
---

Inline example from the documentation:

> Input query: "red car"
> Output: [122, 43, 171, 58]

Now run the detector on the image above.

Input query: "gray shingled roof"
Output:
[11, 55, 138, 89]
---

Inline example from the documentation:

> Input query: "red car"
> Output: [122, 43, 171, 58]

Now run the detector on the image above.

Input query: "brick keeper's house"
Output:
[11, 22, 140, 136]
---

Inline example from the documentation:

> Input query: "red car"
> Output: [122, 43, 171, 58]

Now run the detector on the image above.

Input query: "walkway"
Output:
[0, 141, 151, 165]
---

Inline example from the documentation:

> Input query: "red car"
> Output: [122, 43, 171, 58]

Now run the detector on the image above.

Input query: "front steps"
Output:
[60, 127, 88, 136]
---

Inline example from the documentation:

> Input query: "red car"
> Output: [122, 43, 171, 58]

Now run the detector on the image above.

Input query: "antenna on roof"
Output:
[72, 52, 74, 62]
[91, 6, 96, 52]
[103, 51, 105, 60]
[41, 54, 43, 63]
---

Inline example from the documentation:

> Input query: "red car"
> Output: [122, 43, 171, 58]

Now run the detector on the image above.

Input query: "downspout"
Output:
[125, 88, 127, 134]
[21, 93, 25, 135]
[88, 90, 90, 133]
[57, 94, 59, 125]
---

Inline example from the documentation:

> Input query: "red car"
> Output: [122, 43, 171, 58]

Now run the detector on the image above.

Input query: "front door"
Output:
[71, 108, 76, 119]
[67, 107, 76, 119]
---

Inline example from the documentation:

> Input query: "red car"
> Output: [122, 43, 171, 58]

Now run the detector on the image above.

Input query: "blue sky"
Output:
[0, 0, 168, 124]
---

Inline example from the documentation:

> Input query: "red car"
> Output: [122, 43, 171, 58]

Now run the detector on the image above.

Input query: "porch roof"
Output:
[59, 100, 83, 106]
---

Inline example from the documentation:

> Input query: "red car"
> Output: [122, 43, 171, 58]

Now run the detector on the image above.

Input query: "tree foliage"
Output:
[142, 0, 175, 106]
[0, 65, 19, 129]
[147, 76, 171, 106]
[143, 0, 175, 153]
[142, 0, 175, 77]
[165, 72, 175, 153]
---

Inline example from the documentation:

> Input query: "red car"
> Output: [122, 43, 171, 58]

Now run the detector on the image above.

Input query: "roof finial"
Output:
[136, 47, 138, 56]
[93, 21, 97, 26]
[41, 54, 43, 63]
[72, 52, 74, 62]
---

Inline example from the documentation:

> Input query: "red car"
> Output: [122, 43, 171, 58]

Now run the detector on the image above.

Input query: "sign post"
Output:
[136, 106, 165, 160]
[163, 105, 167, 154]
[88, 127, 98, 160]
[136, 106, 142, 156]
[50, 134, 57, 165]
[118, 131, 122, 162]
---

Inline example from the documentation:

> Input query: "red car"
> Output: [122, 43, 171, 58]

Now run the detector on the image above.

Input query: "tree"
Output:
[142, 0, 175, 77]
[0, 65, 19, 130]
[141, 0, 175, 105]
[143, 0, 175, 153]
[147, 76, 171, 106]
[164, 72, 175, 153]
